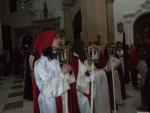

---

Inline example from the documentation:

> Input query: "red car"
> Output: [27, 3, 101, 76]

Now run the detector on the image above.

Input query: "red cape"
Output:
[68, 56, 80, 113]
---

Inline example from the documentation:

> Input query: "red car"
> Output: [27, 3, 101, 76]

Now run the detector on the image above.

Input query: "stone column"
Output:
[81, 0, 96, 44]
[106, 0, 115, 44]
[64, 6, 73, 42]
[81, 0, 108, 46]
[0, 20, 3, 53]
[64, 1, 81, 43]
[94, 0, 108, 46]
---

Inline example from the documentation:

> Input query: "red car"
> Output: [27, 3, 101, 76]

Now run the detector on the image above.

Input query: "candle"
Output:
[92, 49, 95, 60]
[61, 53, 64, 61]
[64, 50, 67, 60]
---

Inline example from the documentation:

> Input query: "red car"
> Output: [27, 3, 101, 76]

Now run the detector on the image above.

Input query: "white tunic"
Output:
[117, 49, 125, 76]
[94, 69, 110, 113]
[76, 59, 91, 113]
[106, 55, 123, 104]
[34, 55, 70, 113]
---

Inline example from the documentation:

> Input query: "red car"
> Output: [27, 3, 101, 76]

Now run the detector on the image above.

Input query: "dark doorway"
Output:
[73, 10, 82, 40]
[22, 34, 32, 47]
[1, 25, 12, 52]
[133, 13, 150, 45]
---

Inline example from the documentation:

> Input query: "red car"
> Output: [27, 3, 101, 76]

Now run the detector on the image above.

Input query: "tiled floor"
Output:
[0, 75, 33, 113]
[0, 75, 148, 113]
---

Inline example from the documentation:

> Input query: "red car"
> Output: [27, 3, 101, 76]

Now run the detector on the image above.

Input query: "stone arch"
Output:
[14, 27, 33, 48]
[124, 0, 150, 46]
[133, 13, 150, 45]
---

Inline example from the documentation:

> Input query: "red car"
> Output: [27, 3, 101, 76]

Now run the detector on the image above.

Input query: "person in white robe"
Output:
[116, 49, 124, 75]
[33, 30, 72, 113]
[94, 69, 111, 113]
[106, 54, 123, 104]
[73, 53, 96, 113]
[71, 39, 96, 113]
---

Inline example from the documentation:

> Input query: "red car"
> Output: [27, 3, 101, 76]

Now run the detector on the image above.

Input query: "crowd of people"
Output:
[1, 29, 150, 113]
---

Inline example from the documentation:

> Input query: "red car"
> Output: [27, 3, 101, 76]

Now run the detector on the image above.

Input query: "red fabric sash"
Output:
[32, 74, 40, 113]
[55, 96, 63, 113]
[69, 56, 92, 113]
[96, 53, 108, 69]
[69, 56, 80, 113]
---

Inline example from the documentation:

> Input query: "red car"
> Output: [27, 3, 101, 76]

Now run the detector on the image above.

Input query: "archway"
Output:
[123, 0, 150, 46]
[73, 10, 82, 40]
[133, 13, 150, 45]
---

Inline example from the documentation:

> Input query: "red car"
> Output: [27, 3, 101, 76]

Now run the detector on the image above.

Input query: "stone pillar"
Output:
[94, 0, 108, 46]
[0, 20, 3, 53]
[64, 6, 73, 42]
[106, 0, 115, 44]
[81, 0, 96, 44]
[64, 0, 108, 47]
[81, 0, 108, 46]
[64, 1, 81, 43]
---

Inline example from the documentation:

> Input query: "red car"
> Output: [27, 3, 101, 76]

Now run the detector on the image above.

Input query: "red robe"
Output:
[96, 53, 108, 69]
[32, 74, 40, 113]
[68, 56, 80, 113]
[128, 47, 139, 70]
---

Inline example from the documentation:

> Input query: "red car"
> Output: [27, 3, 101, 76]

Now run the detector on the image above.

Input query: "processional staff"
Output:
[108, 45, 117, 113]
[57, 48, 70, 113]
[87, 44, 101, 113]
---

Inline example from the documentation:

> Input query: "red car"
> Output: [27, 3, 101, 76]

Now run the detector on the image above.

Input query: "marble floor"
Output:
[0, 75, 149, 113]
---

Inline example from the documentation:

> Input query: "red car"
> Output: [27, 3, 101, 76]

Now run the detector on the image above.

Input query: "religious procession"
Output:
[25, 29, 150, 113]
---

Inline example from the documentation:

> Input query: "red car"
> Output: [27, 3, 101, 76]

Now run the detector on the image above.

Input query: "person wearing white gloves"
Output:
[70, 39, 96, 113]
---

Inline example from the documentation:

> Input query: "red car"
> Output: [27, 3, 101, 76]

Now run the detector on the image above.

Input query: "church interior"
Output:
[0, 0, 150, 113]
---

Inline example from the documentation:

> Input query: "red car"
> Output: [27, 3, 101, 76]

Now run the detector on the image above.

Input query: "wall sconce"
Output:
[117, 22, 124, 33]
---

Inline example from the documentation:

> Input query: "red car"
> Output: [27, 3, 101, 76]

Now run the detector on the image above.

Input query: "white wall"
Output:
[113, 0, 144, 44]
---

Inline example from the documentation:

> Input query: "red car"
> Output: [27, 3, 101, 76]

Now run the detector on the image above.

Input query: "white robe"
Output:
[106, 55, 123, 104]
[76, 59, 91, 113]
[94, 69, 110, 113]
[34, 55, 70, 113]
[117, 49, 125, 76]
